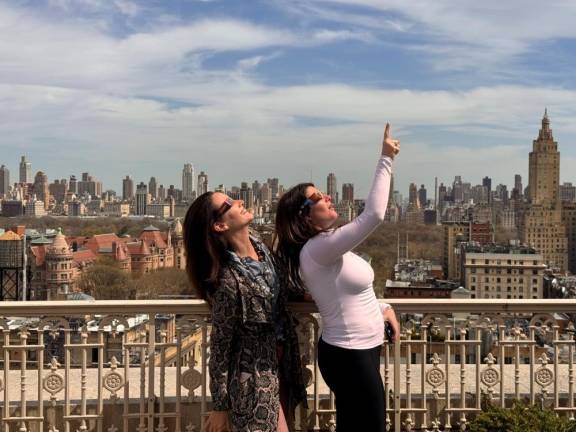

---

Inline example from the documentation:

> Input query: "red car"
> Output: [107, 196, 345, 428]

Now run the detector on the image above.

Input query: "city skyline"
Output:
[2, 2, 576, 196]
[0, 153, 544, 204]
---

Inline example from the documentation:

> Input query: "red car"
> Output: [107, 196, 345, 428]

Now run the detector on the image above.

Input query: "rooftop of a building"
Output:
[386, 278, 459, 289]
[461, 240, 538, 256]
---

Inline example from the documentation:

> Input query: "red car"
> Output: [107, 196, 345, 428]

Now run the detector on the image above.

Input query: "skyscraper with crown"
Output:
[519, 110, 568, 272]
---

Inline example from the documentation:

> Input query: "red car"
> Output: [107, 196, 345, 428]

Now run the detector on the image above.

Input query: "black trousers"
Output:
[318, 337, 386, 432]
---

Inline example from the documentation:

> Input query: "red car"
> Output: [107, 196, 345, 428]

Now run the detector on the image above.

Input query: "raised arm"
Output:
[305, 124, 399, 265]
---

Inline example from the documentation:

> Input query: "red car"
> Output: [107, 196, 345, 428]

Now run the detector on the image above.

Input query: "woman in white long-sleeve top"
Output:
[274, 123, 401, 432]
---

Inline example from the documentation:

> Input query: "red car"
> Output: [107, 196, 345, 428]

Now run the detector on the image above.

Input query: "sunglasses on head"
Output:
[299, 191, 323, 214]
[216, 197, 234, 218]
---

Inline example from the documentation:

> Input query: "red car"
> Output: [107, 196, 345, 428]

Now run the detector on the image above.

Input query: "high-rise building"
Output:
[495, 184, 509, 204]
[405, 182, 423, 223]
[69, 175, 77, 194]
[327, 173, 338, 203]
[240, 182, 254, 208]
[418, 184, 427, 208]
[149, 177, 158, 200]
[514, 174, 522, 196]
[408, 183, 419, 208]
[529, 110, 559, 205]
[197, 171, 208, 197]
[78, 173, 102, 198]
[438, 182, 448, 210]
[259, 183, 272, 203]
[267, 178, 279, 202]
[252, 181, 261, 203]
[135, 182, 149, 215]
[122, 176, 134, 201]
[470, 185, 488, 204]
[158, 184, 166, 201]
[560, 183, 576, 202]
[385, 175, 400, 222]
[443, 221, 494, 280]
[182, 163, 195, 202]
[482, 176, 492, 203]
[520, 110, 567, 272]
[342, 183, 354, 202]
[462, 182, 472, 203]
[452, 176, 463, 203]
[19, 156, 31, 184]
[167, 185, 183, 203]
[0, 165, 10, 197]
[49, 179, 68, 203]
[32, 171, 50, 210]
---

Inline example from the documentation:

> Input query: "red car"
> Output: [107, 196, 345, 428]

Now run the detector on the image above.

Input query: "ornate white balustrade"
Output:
[1, 299, 576, 431]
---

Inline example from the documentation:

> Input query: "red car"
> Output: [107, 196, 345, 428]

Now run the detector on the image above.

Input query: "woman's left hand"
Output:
[382, 123, 400, 159]
[383, 307, 401, 343]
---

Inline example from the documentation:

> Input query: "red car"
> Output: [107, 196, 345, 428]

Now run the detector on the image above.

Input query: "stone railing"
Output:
[2, 299, 576, 431]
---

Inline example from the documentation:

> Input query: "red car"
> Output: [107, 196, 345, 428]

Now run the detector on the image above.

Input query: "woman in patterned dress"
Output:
[183, 192, 307, 432]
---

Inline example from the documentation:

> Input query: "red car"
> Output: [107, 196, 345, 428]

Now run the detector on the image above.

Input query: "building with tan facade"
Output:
[519, 111, 568, 272]
[462, 244, 546, 299]
[443, 221, 494, 280]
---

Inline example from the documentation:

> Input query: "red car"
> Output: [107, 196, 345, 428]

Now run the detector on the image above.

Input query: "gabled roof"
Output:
[73, 249, 98, 264]
[127, 240, 150, 256]
[139, 230, 167, 249]
[83, 233, 123, 253]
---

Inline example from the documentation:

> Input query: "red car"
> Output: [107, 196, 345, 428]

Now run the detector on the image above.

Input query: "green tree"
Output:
[133, 268, 193, 299]
[469, 400, 576, 432]
[77, 264, 135, 300]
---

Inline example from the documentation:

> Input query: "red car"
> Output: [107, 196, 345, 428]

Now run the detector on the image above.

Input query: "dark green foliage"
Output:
[469, 400, 576, 432]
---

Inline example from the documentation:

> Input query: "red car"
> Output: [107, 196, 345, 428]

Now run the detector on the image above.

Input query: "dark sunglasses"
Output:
[299, 191, 323, 214]
[216, 197, 234, 218]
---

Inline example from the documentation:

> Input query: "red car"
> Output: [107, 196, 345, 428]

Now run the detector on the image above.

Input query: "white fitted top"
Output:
[300, 156, 392, 349]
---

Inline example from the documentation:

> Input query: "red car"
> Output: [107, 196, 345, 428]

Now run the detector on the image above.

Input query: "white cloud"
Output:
[284, 0, 576, 70]
[2, 2, 576, 195]
[236, 52, 283, 71]
[312, 29, 374, 43]
[3, 79, 576, 194]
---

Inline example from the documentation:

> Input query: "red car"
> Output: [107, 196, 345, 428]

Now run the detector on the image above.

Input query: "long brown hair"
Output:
[183, 192, 228, 300]
[274, 183, 319, 291]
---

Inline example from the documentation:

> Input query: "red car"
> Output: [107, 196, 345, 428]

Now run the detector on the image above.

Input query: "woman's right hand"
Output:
[382, 123, 400, 159]
[204, 410, 231, 432]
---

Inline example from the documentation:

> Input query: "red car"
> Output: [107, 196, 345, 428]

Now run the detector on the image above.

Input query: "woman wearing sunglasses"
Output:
[183, 193, 306, 432]
[274, 123, 401, 432]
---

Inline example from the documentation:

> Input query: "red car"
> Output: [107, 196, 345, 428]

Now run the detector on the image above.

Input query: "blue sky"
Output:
[2, 0, 576, 198]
